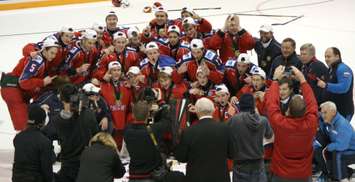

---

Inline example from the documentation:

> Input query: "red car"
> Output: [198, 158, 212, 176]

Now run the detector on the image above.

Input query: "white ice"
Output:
[1, 0, 355, 181]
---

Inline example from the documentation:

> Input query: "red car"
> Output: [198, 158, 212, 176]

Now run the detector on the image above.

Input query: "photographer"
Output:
[12, 105, 55, 182]
[267, 65, 318, 181]
[124, 100, 177, 181]
[52, 83, 99, 182]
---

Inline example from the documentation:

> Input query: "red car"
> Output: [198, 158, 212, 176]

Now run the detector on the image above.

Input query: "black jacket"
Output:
[301, 58, 328, 104]
[12, 126, 55, 182]
[175, 117, 234, 182]
[76, 142, 126, 182]
[254, 38, 282, 76]
[52, 108, 99, 164]
[228, 112, 273, 161]
[268, 52, 302, 79]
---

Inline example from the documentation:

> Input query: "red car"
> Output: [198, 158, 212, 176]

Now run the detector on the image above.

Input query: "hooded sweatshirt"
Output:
[228, 112, 273, 161]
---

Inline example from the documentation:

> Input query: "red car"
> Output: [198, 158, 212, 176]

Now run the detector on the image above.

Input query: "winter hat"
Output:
[145, 41, 159, 52]
[250, 67, 266, 79]
[215, 84, 229, 94]
[167, 25, 180, 35]
[239, 93, 255, 112]
[108, 61, 122, 70]
[92, 23, 105, 33]
[81, 29, 97, 40]
[113, 31, 127, 40]
[127, 66, 140, 75]
[61, 26, 74, 33]
[42, 37, 60, 49]
[183, 17, 197, 25]
[259, 24, 273, 32]
[190, 39, 204, 49]
[82, 83, 100, 94]
[158, 66, 173, 76]
[237, 53, 251, 64]
[28, 105, 46, 125]
[127, 27, 140, 38]
[106, 11, 118, 21]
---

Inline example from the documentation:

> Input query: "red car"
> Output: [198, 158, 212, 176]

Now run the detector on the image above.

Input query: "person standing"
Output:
[228, 93, 273, 182]
[175, 97, 234, 182]
[268, 66, 318, 181]
[12, 105, 54, 182]
[76, 132, 126, 182]
[317, 47, 354, 121]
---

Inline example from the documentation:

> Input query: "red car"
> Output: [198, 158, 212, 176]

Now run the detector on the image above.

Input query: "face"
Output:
[106, 16, 118, 30]
[88, 94, 99, 101]
[197, 72, 208, 86]
[281, 41, 295, 58]
[168, 32, 179, 46]
[110, 67, 122, 81]
[325, 48, 339, 67]
[61, 32, 74, 45]
[113, 38, 127, 52]
[321, 107, 336, 123]
[251, 75, 265, 91]
[83, 39, 97, 50]
[127, 73, 138, 86]
[236, 62, 249, 75]
[279, 83, 292, 100]
[259, 31, 273, 43]
[181, 11, 192, 19]
[146, 49, 160, 62]
[159, 76, 172, 89]
[216, 92, 230, 106]
[191, 48, 204, 60]
[155, 12, 168, 26]
[184, 25, 197, 38]
[43, 47, 58, 61]
[299, 49, 313, 64]
[129, 36, 140, 46]
[227, 21, 239, 34]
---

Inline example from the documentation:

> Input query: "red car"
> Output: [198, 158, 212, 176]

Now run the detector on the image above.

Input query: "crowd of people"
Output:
[1, 2, 355, 182]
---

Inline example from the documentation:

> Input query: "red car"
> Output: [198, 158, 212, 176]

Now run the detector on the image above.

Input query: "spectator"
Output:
[268, 66, 318, 181]
[317, 47, 354, 121]
[278, 77, 294, 115]
[52, 84, 99, 182]
[268, 38, 302, 79]
[299, 43, 328, 105]
[254, 24, 281, 76]
[12, 105, 55, 182]
[76, 132, 126, 182]
[228, 93, 273, 182]
[175, 97, 234, 182]
[209, 15, 255, 63]
[315, 101, 355, 182]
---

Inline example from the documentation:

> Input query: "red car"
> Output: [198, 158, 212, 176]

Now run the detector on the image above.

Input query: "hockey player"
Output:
[173, 39, 224, 84]
[140, 41, 176, 85]
[22, 26, 75, 76]
[1, 38, 60, 130]
[209, 15, 255, 63]
[94, 31, 140, 81]
[63, 29, 99, 85]
[157, 25, 190, 61]
[100, 61, 133, 149]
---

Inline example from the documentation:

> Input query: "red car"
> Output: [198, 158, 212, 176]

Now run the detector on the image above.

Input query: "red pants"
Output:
[1, 87, 28, 130]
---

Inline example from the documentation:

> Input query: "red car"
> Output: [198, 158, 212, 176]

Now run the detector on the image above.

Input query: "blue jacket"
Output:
[323, 112, 355, 151]
[326, 62, 353, 94]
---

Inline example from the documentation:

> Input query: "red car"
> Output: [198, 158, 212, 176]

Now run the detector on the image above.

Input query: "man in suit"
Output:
[175, 97, 234, 182]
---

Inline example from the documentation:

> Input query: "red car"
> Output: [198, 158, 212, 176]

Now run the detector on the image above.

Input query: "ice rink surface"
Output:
[0, 0, 355, 181]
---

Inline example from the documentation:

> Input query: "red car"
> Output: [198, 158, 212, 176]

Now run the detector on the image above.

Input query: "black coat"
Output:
[268, 52, 302, 79]
[76, 142, 126, 182]
[254, 38, 282, 76]
[12, 126, 55, 182]
[175, 118, 234, 182]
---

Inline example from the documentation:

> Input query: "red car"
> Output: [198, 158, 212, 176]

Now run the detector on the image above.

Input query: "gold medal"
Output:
[234, 50, 240, 57]
[267, 56, 272, 62]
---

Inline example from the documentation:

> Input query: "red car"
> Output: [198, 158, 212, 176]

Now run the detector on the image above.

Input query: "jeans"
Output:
[232, 161, 267, 182]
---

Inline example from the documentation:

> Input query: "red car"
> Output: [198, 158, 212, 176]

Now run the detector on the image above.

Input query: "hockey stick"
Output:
[168, 7, 222, 12]
[271, 15, 304, 26]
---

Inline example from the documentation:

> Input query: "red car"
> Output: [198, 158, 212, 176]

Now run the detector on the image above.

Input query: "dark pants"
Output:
[55, 162, 80, 182]
[233, 160, 267, 182]
[326, 151, 355, 180]
[270, 175, 311, 182]
[12, 171, 43, 182]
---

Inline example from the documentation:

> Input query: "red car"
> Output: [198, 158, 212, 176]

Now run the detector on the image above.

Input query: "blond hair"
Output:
[223, 14, 239, 32]
[90, 132, 117, 150]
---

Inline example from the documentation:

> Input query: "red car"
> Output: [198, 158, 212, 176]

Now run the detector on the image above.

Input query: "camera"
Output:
[284, 66, 293, 77]
[60, 84, 89, 113]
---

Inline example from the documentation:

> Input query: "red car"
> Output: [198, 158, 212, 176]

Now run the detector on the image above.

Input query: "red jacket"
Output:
[175, 18, 212, 34]
[213, 103, 239, 122]
[100, 81, 133, 130]
[64, 42, 99, 84]
[209, 29, 255, 63]
[172, 50, 224, 84]
[156, 38, 190, 61]
[267, 81, 318, 179]
[237, 85, 267, 115]
[93, 49, 140, 81]
[22, 33, 72, 76]
[11, 55, 48, 98]
[140, 19, 177, 43]
[152, 82, 188, 103]
[224, 60, 256, 95]
[102, 27, 128, 47]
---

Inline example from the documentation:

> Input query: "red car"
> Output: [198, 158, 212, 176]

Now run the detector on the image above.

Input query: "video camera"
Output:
[60, 84, 89, 114]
